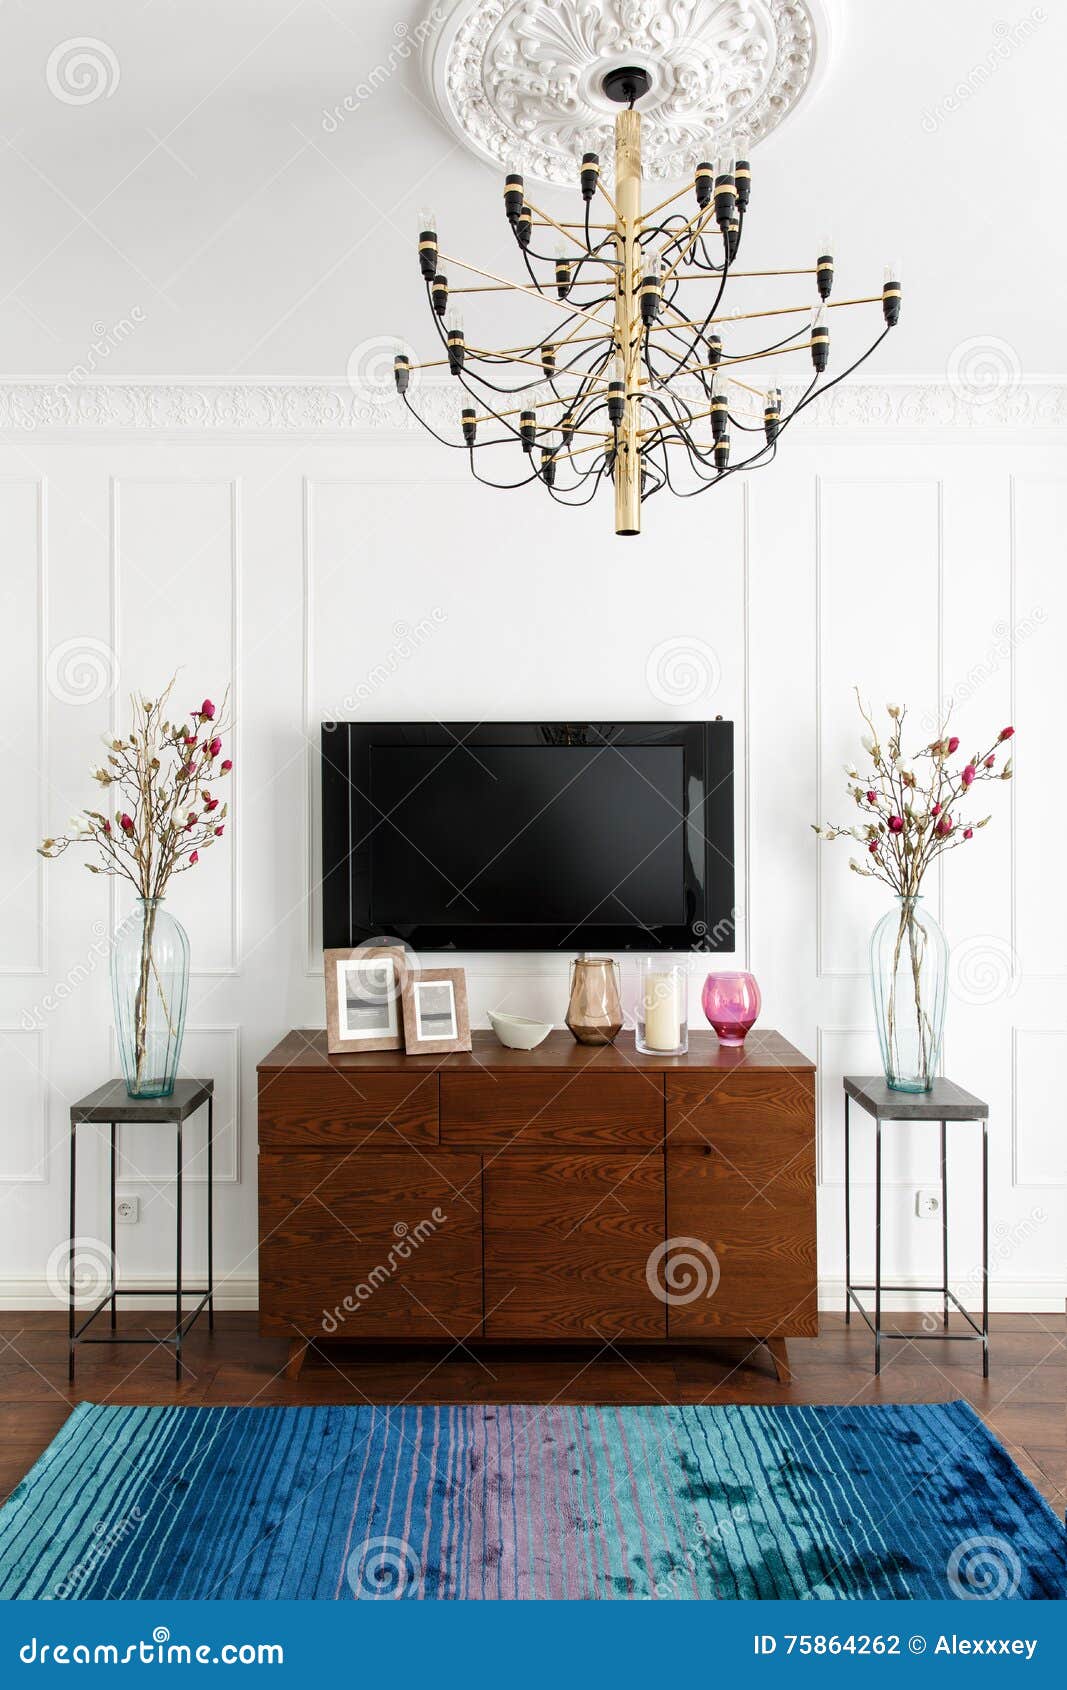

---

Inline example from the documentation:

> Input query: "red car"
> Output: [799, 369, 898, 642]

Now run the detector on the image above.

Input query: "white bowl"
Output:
[488, 1009, 553, 1050]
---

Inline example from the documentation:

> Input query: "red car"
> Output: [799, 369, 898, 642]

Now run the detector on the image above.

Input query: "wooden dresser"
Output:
[257, 1028, 817, 1380]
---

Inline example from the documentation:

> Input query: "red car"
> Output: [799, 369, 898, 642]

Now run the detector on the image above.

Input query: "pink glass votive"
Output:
[701, 972, 762, 1046]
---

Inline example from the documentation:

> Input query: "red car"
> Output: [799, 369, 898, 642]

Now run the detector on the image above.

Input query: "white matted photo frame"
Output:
[401, 967, 472, 1055]
[324, 946, 412, 1054]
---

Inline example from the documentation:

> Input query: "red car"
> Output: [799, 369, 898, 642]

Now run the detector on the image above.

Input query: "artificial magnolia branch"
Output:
[39, 677, 231, 894]
[813, 690, 1013, 896]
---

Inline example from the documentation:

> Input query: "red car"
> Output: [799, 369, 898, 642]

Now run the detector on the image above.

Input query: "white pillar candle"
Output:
[644, 971, 681, 1051]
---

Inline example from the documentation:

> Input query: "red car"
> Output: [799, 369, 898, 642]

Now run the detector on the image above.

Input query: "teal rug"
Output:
[0, 1399, 1061, 1599]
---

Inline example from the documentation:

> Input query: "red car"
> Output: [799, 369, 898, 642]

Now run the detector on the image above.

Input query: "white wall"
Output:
[1, 378, 1064, 1311]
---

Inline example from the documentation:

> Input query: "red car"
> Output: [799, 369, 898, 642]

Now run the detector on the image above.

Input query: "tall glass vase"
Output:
[111, 899, 189, 1098]
[870, 896, 948, 1093]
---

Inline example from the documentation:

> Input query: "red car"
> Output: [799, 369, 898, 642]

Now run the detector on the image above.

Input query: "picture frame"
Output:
[400, 967, 472, 1055]
[324, 946, 410, 1055]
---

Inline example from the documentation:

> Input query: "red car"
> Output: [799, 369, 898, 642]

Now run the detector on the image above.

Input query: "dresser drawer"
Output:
[441, 1070, 663, 1147]
[258, 1069, 438, 1147]
[666, 1067, 813, 1149]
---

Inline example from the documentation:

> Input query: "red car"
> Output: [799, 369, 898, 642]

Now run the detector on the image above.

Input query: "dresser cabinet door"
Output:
[664, 1069, 816, 1337]
[259, 1150, 482, 1338]
[484, 1152, 666, 1339]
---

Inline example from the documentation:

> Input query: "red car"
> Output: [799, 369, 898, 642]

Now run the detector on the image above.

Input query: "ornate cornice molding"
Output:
[423, 0, 828, 185]
[0, 380, 1063, 435]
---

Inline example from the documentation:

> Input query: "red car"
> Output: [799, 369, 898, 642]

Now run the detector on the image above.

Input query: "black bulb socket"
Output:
[431, 273, 448, 316]
[695, 162, 713, 210]
[540, 448, 556, 488]
[519, 411, 536, 451]
[418, 230, 438, 280]
[811, 326, 830, 372]
[705, 333, 722, 368]
[727, 217, 740, 261]
[816, 256, 834, 301]
[580, 152, 600, 202]
[714, 174, 736, 229]
[393, 354, 410, 395]
[461, 407, 476, 445]
[710, 395, 728, 442]
[764, 405, 780, 445]
[504, 174, 524, 223]
[639, 277, 661, 326]
[447, 329, 465, 376]
[515, 206, 532, 249]
[883, 282, 901, 327]
[555, 258, 572, 299]
[734, 160, 751, 213]
[541, 343, 556, 375]
[560, 412, 575, 445]
[607, 381, 625, 426]
[714, 436, 730, 473]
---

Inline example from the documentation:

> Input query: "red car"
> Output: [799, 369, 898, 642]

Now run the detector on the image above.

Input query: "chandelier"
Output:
[394, 67, 900, 537]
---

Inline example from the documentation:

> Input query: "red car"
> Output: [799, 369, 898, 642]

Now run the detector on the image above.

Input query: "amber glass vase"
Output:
[565, 957, 623, 1045]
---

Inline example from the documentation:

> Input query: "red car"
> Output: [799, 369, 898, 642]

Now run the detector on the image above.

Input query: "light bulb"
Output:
[447, 308, 464, 334]
[417, 207, 436, 234]
[642, 250, 663, 280]
[811, 302, 825, 330]
[612, 352, 626, 385]
[884, 258, 901, 284]
[819, 232, 834, 258]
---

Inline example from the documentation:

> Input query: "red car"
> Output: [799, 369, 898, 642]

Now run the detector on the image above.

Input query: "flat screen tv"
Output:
[321, 721, 733, 952]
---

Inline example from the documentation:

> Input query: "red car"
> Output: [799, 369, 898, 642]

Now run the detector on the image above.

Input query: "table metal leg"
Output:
[207, 1095, 214, 1333]
[874, 1120, 882, 1377]
[982, 1118, 989, 1378]
[844, 1095, 851, 1325]
[68, 1120, 76, 1385]
[110, 1123, 117, 1331]
[940, 1119, 948, 1330]
[175, 1120, 183, 1382]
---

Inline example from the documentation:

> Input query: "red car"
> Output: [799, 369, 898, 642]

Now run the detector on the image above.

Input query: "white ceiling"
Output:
[0, 0, 1061, 381]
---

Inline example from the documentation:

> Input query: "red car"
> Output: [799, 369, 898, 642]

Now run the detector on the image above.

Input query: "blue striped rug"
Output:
[0, 1399, 1061, 1599]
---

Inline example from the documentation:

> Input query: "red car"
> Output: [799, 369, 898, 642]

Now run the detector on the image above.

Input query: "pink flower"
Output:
[931, 802, 941, 816]
[964, 828, 974, 840]
[935, 814, 953, 837]
[868, 840, 879, 854]
[207, 736, 222, 758]
[204, 797, 219, 813]
[984, 755, 995, 768]
[866, 790, 877, 804]
[888, 815, 904, 833]
[182, 761, 196, 778]
[119, 813, 134, 834]
[999, 725, 1014, 741]
[189, 850, 199, 865]
[947, 736, 960, 753]
[184, 734, 197, 746]
[199, 699, 216, 721]
[214, 825, 224, 837]
[962, 763, 976, 787]
[102, 820, 111, 834]
[220, 759, 232, 773]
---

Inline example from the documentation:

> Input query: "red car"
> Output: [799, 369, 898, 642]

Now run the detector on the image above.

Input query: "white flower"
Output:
[844, 763, 859, 778]
[887, 703, 900, 718]
[860, 734, 877, 755]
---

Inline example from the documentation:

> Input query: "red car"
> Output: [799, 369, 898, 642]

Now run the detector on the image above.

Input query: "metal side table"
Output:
[68, 1078, 214, 1382]
[843, 1075, 989, 1377]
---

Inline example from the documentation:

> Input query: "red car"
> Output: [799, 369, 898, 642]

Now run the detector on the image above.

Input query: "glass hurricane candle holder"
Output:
[636, 960, 688, 1056]
[702, 971, 761, 1047]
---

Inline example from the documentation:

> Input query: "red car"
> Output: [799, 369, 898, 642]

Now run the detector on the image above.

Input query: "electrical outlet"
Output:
[915, 1188, 941, 1219]
[115, 1196, 140, 1225]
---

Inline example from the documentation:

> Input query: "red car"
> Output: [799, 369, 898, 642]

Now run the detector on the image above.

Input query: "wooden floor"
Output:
[1, 1310, 1062, 1514]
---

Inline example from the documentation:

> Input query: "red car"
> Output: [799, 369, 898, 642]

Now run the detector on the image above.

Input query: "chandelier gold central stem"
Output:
[614, 108, 643, 536]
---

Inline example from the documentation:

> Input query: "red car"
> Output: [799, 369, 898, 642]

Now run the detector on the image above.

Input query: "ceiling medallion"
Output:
[425, 0, 828, 185]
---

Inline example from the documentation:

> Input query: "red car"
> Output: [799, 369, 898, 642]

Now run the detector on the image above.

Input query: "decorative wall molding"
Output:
[424, 0, 825, 185]
[1, 380, 1065, 436]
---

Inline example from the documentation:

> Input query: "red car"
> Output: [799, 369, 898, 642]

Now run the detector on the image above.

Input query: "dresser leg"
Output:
[285, 1339, 307, 1382]
[766, 1338, 792, 1384]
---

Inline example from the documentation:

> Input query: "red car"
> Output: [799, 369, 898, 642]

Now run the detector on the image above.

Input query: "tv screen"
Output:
[322, 722, 733, 952]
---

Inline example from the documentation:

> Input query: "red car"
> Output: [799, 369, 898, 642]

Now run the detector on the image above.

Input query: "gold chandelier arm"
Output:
[637, 180, 698, 225]
[522, 197, 620, 259]
[437, 251, 616, 329]
[654, 204, 721, 269]
[645, 294, 882, 335]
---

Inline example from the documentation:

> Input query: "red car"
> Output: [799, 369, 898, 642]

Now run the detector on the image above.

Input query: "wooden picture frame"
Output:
[400, 967, 472, 1055]
[324, 946, 410, 1055]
